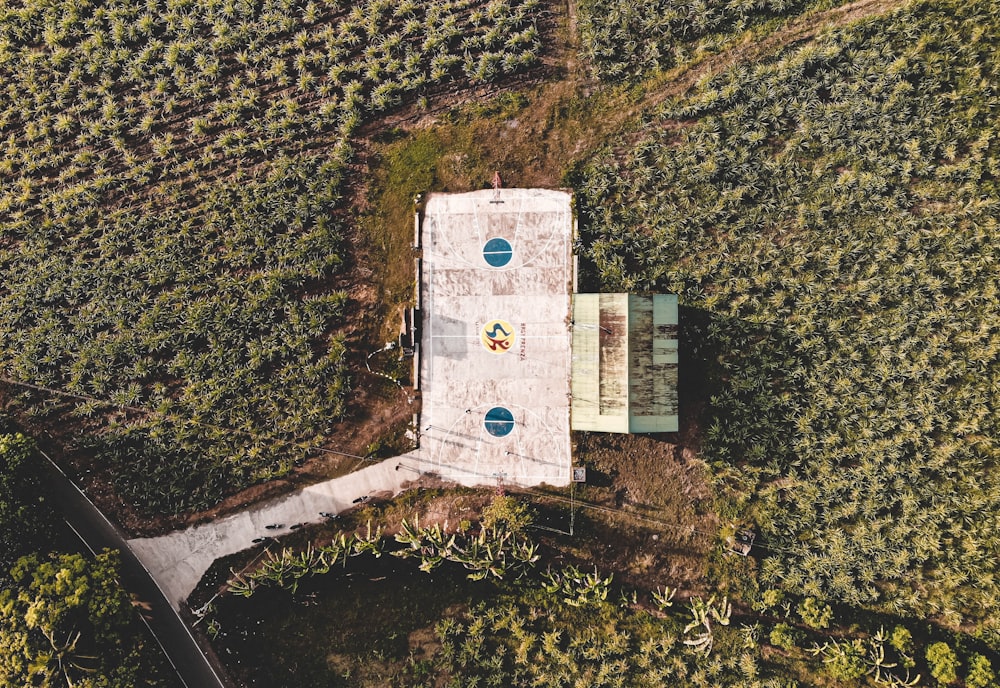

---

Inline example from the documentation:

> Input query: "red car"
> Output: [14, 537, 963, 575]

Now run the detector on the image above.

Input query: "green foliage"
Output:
[0, 432, 55, 574]
[577, 0, 851, 80]
[480, 494, 535, 534]
[890, 626, 914, 656]
[966, 654, 996, 688]
[651, 584, 677, 610]
[0, 549, 166, 687]
[682, 595, 732, 655]
[230, 517, 540, 595]
[926, 642, 959, 686]
[797, 597, 833, 630]
[541, 564, 612, 607]
[574, 0, 1000, 622]
[215, 509, 999, 687]
[0, 0, 548, 514]
[428, 594, 769, 687]
[890, 626, 917, 671]
[769, 622, 800, 651]
[820, 638, 867, 682]
[392, 517, 540, 580]
[756, 587, 784, 612]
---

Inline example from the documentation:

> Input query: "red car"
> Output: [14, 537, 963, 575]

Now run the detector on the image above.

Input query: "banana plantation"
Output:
[0, 0, 547, 512]
[2, 0, 1000, 683]
[577, 0, 851, 80]
[210, 507, 982, 687]
[226, 518, 541, 595]
[573, 0, 1000, 631]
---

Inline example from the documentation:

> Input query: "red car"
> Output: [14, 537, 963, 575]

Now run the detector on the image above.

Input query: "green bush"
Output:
[823, 639, 867, 682]
[0, 550, 171, 686]
[797, 597, 833, 630]
[890, 625, 915, 667]
[760, 588, 785, 611]
[966, 653, 996, 688]
[768, 623, 800, 651]
[925, 642, 959, 686]
[480, 494, 535, 534]
[0, 433, 55, 572]
[890, 626, 913, 655]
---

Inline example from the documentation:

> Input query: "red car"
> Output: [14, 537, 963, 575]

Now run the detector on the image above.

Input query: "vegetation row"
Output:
[576, 0, 852, 80]
[0, 0, 548, 514]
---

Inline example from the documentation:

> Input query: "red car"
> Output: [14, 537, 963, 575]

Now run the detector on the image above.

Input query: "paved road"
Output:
[39, 452, 229, 688]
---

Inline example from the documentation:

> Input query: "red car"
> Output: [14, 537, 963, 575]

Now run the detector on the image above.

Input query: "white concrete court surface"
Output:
[413, 187, 574, 487]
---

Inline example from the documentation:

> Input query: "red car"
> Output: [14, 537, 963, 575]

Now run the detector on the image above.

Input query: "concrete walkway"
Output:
[128, 454, 423, 610]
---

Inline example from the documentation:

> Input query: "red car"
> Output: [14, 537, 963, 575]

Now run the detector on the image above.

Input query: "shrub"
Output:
[797, 597, 833, 630]
[966, 653, 995, 688]
[768, 622, 800, 651]
[925, 642, 959, 686]
[480, 494, 534, 534]
[756, 587, 784, 612]
[890, 625, 915, 667]
[890, 626, 913, 655]
[823, 638, 866, 682]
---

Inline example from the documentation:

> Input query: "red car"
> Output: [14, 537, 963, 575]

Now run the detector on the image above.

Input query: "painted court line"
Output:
[416, 189, 573, 488]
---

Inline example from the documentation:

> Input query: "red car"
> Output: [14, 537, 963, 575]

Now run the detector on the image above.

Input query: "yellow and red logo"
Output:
[480, 319, 516, 354]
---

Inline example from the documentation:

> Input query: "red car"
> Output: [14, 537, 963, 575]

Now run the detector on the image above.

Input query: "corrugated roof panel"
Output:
[629, 294, 678, 432]
[570, 294, 599, 431]
[598, 293, 629, 416]
[571, 294, 628, 432]
[571, 293, 678, 433]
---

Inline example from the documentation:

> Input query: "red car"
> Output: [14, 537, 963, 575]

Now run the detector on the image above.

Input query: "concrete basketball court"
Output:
[412, 188, 574, 487]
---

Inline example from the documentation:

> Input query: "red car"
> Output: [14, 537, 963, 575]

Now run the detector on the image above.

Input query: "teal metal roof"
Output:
[571, 294, 679, 433]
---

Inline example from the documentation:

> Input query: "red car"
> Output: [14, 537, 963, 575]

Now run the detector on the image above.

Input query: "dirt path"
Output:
[572, 0, 914, 152]
[663, 0, 909, 97]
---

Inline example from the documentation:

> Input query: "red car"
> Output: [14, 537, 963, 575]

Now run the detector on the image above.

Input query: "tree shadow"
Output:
[677, 305, 804, 478]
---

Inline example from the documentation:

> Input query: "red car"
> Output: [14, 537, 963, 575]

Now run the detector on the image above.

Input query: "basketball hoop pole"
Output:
[490, 170, 504, 204]
[570, 481, 575, 536]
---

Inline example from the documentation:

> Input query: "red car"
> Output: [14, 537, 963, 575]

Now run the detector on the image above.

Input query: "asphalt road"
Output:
[39, 451, 229, 688]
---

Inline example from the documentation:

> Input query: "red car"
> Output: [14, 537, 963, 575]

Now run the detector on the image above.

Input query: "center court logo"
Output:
[480, 319, 516, 354]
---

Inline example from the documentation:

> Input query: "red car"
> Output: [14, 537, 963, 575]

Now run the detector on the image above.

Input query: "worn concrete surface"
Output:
[414, 188, 573, 488]
[128, 458, 420, 609]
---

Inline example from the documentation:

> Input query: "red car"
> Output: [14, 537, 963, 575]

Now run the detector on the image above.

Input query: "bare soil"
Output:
[549, 431, 719, 596]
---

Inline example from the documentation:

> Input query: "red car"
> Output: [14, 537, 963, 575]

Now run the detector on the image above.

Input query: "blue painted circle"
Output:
[483, 237, 513, 267]
[484, 406, 515, 437]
